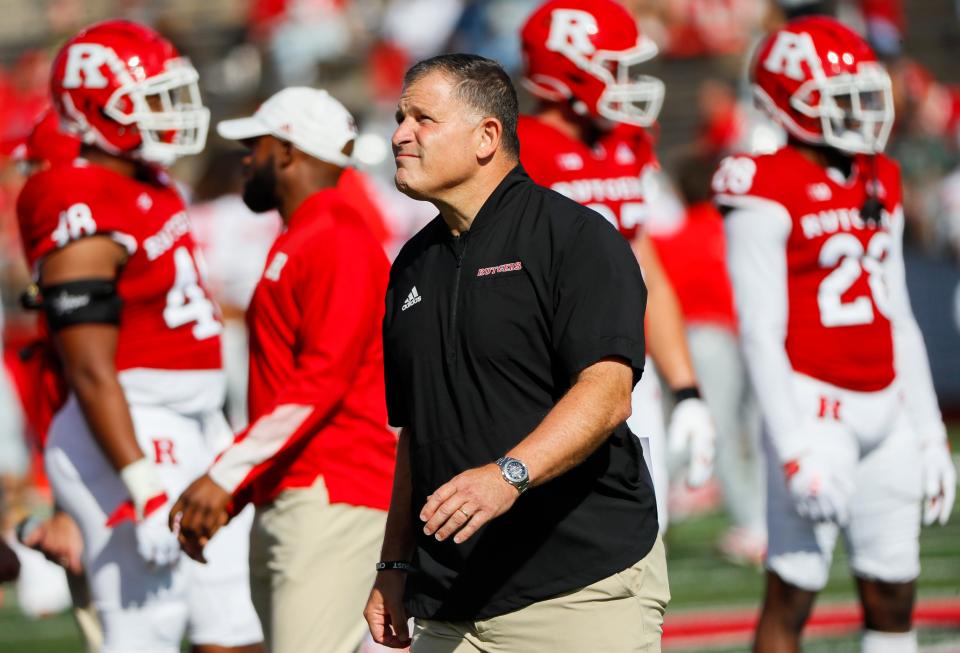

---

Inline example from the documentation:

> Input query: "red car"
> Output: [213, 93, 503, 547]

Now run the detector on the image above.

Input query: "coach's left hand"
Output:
[421, 464, 518, 545]
[169, 474, 232, 563]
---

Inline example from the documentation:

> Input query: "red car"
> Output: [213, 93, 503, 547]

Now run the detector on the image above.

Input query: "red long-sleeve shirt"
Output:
[209, 183, 396, 511]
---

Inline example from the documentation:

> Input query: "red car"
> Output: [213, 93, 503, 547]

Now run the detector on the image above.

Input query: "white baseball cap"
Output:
[217, 87, 357, 167]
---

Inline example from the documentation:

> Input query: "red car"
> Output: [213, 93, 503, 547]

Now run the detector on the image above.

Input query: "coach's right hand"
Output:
[364, 570, 411, 648]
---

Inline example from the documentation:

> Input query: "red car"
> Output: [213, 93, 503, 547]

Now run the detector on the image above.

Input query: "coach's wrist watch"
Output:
[495, 457, 530, 494]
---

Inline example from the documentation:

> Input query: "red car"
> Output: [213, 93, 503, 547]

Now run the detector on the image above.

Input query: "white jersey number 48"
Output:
[163, 246, 221, 340]
[817, 231, 891, 327]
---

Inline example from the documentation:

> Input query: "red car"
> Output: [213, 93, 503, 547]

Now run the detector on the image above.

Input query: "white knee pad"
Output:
[861, 629, 917, 653]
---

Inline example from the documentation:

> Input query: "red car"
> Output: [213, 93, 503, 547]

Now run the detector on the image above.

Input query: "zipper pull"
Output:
[455, 233, 468, 267]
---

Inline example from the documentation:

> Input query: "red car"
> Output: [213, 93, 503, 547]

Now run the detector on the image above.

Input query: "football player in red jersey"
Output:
[714, 17, 956, 653]
[518, 0, 716, 532]
[16, 21, 262, 653]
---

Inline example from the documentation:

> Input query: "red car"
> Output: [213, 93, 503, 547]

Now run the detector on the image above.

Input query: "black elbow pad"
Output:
[40, 279, 122, 332]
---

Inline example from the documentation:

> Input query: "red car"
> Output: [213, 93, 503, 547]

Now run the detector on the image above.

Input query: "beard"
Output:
[242, 157, 279, 213]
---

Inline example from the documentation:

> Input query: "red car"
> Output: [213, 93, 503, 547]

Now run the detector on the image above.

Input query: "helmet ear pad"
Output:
[89, 94, 143, 152]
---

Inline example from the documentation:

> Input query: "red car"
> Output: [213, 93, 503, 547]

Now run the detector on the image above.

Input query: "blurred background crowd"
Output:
[0, 0, 958, 633]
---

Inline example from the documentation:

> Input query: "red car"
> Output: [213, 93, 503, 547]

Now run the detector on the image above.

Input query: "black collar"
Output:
[442, 164, 529, 239]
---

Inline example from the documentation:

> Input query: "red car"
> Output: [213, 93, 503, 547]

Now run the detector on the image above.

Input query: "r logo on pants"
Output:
[153, 438, 177, 464]
[818, 396, 841, 421]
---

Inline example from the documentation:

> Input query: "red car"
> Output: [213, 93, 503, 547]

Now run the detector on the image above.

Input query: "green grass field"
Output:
[3, 431, 958, 652]
[663, 499, 960, 650]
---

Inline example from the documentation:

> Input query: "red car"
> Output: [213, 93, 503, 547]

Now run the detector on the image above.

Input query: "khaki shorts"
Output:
[412, 535, 670, 653]
[250, 477, 387, 653]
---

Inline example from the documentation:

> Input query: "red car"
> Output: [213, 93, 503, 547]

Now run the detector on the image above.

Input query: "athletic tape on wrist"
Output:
[119, 458, 165, 518]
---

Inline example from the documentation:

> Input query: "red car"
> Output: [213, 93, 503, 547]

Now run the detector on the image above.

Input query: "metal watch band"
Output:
[496, 456, 530, 494]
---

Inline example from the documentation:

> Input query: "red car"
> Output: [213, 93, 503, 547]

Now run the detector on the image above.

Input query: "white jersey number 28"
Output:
[817, 231, 891, 327]
[163, 246, 221, 340]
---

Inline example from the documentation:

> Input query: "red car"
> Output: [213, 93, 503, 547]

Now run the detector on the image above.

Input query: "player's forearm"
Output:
[885, 225, 947, 441]
[645, 281, 697, 389]
[380, 428, 415, 562]
[508, 359, 633, 486]
[738, 327, 804, 452]
[41, 239, 138, 472]
[68, 364, 143, 471]
[724, 205, 803, 457]
[893, 314, 946, 441]
[633, 234, 697, 389]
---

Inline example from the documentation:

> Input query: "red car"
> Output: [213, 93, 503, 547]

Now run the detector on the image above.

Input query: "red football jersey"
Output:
[16, 161, 222, 372]
[518, 115, 658, 241]
[713, 147, 901, 391]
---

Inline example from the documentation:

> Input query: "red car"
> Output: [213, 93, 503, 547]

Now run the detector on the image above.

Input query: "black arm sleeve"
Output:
[41, 279, 121, 332]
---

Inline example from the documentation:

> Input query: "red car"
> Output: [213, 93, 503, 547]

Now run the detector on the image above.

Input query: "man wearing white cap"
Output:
[171, 87, 398, 653]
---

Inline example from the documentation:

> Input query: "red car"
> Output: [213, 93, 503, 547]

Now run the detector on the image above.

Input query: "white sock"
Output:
[861, 629, 917, 653]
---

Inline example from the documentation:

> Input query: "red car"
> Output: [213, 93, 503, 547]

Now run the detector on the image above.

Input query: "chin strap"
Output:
[861, 153, 883, 227]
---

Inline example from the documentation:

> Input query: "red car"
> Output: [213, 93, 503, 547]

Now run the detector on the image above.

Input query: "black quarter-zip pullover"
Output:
[383, 165, 658, 620]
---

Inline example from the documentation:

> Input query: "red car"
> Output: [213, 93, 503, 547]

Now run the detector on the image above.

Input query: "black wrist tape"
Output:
[673, 386, 701, 402]
[40, 279, 121, 331]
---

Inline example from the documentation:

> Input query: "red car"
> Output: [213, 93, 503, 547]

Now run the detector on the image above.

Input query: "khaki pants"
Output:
[411, 535, 670, 653]
[250, 478, 387, 653]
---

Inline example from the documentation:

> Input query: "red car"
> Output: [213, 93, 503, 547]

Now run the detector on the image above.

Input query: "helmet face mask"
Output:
[593, 40, 664, 127]
[103, 57, 209, 165]
[802, 67, 893, 154]
[521, 0, 664, 128]
[752, 17, 894, 155]
[52, 20, 210, 167]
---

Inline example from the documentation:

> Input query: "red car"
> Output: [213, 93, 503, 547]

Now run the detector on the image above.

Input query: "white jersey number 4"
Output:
[163, 246, 221, 339]
[817, 231, 891, 327]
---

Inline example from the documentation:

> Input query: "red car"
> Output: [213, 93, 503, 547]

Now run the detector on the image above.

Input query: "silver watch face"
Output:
[503, 459, 528, 483]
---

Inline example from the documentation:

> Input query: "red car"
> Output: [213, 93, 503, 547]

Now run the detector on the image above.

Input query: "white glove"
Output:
[667, 396, 716, 488]
[115, 459, 180, 567]
[920, 438, 956, 526]
[134, 503, 181, 567]
[782, 450, 855, 525]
